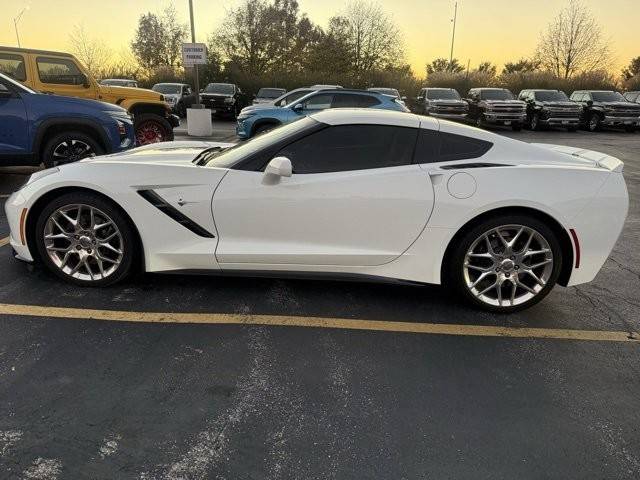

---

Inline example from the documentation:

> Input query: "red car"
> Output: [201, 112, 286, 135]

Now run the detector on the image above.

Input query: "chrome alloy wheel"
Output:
[43, 204, 124, 281]
[463, 225, 554, 308]
[52, 140, 95, 166]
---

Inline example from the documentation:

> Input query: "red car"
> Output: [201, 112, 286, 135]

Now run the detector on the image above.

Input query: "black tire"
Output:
[445, 214, 563, 313]
[35, 192, 136, 287]
[587, 113, 602, 132]
[134, 113, 173, 145]
[41, 131, 104, 168]
[177, 102, 187, 118]
[625, 126, 636, 133]
[475, 115, 484, 129]
[567, 126, 577, 132]
[253, 123, 278, 136]
[511, 123, 523, 132]
[530, 113, 541, 131]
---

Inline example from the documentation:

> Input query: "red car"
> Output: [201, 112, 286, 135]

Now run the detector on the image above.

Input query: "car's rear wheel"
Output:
[35, 192, 135, 287]
[42, 131, 104, 168]
[134, 113, 173, 145]
[447, 215, 562, 313]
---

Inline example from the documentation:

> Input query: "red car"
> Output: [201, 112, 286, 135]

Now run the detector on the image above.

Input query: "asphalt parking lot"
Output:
[1, 124, 639, 479]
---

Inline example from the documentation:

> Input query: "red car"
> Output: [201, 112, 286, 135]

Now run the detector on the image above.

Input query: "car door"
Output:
[0, 79, 30, 164]
[212, 122, 435, 267]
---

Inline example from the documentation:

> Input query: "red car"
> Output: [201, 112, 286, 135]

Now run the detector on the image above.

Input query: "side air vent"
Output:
[137, 190, 215, 238]
[440, 163, 511, 170]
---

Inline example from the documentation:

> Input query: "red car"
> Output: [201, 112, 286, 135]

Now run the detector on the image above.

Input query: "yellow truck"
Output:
[0, 47, 179, 144]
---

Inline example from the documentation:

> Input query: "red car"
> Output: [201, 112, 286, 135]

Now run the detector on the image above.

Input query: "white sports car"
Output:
[4, 109, 628, 312]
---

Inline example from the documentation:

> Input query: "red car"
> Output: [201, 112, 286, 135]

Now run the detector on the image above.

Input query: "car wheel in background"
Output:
[512, 123, 523, 132]
[134, 113, 173, 145]
[253, 123, 277, 136]
[530, 113, 541, 131]
[446, 214, 562, 313]
[587, 113, 602, 132]
[35, 192, 135, 287]
[42, 131, 104, 168]
[567, 126, 577, 132]
[624, 126, 636, 133]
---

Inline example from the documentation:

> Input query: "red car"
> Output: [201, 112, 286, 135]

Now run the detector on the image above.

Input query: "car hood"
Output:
[428, 99, 467, 106]
[482, 100, 525, 106]
[540, 101, 580, 108]
[241, 104, 278, 114]
[99, 85, 164, 101]
[593, 101, 640, 109]
[82, 141, 235, 166]
[201, 93, 233, 99]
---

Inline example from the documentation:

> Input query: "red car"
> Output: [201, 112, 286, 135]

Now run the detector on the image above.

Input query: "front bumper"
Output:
[483, 112, 526, 124]
[541, 116, 580, 126]
[428, 111, 468, 120]
[602, 116, 640, 127]
[4, 190, 33, 263]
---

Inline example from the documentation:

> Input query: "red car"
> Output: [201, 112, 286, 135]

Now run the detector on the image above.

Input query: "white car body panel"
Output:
[5, 109, 628, 291]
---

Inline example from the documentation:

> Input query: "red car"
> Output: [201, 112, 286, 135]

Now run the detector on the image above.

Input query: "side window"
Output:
[277, 125, 418, 174]
[303, 93, 334, 110]
[439, 132, 493, 162]
[358, 95, 381, 107]
[36, 57, 84, 85]
[0, 53, 26, 81]
[413, 130, 493, 164]
[331, 93, 367, 108]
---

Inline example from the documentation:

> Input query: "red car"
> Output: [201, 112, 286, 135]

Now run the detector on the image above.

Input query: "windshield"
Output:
[591, 91, 625, 102]
[153, 84, 182, 94]
[369, 88, 400, 98]
[204, 83, 235, 95]
[0, 73, 36, 93]
[199, 117, 318, 168]
[535, 91, 569, 101]
[257, 88, 286, 99]
[426, 89, 460, 100]
[480, 90, 514, 100]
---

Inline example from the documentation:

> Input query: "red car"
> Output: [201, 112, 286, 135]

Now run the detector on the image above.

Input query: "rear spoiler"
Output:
[531, 143, 624, 173]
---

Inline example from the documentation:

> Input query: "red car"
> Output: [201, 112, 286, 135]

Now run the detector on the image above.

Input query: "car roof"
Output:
[0, 45, 73, 57]
[311, 108, 423, 128]
[154, 82, 186, 86]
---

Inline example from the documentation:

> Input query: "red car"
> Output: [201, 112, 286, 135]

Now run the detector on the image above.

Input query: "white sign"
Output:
[182, 43, 207, 66]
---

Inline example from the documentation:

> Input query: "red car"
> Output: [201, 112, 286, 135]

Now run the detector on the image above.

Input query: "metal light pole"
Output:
[449, 1, 458, 70]
[14, 7, 29, 48]
[188, 0, 202, 108]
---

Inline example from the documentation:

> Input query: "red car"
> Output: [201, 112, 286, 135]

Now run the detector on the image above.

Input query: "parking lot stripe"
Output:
[0, 237, 9, 248]
[0, 303, 637, 343]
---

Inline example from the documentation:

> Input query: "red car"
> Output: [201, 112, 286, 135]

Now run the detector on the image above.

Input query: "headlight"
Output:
[224, 97, 235, 104]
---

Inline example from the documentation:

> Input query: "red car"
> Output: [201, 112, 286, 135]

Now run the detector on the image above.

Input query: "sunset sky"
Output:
[2, 0, 638, 76]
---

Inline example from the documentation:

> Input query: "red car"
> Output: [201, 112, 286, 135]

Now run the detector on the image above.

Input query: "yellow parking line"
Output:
[0, 237, 9, 248]
[0, 303, 637, 343]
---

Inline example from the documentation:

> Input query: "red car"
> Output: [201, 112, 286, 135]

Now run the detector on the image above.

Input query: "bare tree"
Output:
[68, 24, 111, 76]
[536, 0, 610, 79]
[426, 58, 464, 74]
[332, 1, 403, 78]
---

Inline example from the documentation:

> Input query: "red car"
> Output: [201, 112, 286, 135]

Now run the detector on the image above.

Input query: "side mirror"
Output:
[0, 85, 12, 97]
[264, 156, 292, 181]
[292, 103, 303, 112]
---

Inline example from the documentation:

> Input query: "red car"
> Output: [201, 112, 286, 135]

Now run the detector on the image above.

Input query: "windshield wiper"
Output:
[193, 147, 225, 166]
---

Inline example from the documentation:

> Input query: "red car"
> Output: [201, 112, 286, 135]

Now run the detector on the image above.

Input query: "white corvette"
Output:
[5, 109, 628, 312]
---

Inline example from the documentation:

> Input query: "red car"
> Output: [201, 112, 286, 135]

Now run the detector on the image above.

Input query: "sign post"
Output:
[182, 42, 206, 107]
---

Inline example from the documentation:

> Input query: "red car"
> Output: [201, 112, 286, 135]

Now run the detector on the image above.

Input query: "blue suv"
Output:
[0, 73, 134, 168]
[236, 89, 409, 139]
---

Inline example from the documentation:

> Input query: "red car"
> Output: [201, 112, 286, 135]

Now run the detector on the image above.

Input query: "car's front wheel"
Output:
[447, 214, 562, 313]
[42, 131, 104, 168]
[134, 113, 173, 145]
[35, 192, 136, 287]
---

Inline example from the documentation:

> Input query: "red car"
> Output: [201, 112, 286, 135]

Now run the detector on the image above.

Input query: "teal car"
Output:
[236, 89, 409, 139]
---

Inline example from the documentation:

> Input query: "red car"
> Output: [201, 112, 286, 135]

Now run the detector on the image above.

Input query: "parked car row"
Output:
[414, 86, 640, 133]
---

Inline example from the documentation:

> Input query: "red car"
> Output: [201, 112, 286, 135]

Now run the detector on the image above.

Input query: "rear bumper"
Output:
[566, 172, 628, 286]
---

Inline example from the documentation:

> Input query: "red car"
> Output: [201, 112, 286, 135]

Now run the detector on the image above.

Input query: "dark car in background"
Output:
[200, 83, 249, 119]
[465, 88, 526, 131]
[416, 87, 468, 121]
[518, 89, 581, 131]
[0, 73, 134, 167]
[152, 82, 196, 118]
[253, 87, 287, 105]
[570, 90, 640, 132]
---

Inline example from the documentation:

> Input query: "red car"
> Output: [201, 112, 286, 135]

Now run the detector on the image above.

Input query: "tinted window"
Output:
[591, 91, 625, 102]
[278, 90, 310, 106]
[357, 95, 381, 107]
[303, 93, 334, 110]
[257, 88, 286, 99]
[277, 125, 417, 174]
[204, 83, 235, 94]
[331, 93, 363, 108]
[37, 57, 85, 85]
[534, 91, 569, 101]
[0, 53, 26, 81]
[413, 130, 493, 163]
[426, 89, 460, 100]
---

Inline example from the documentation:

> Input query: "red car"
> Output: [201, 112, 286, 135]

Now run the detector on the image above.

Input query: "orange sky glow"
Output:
[2, 0, 638, 76]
